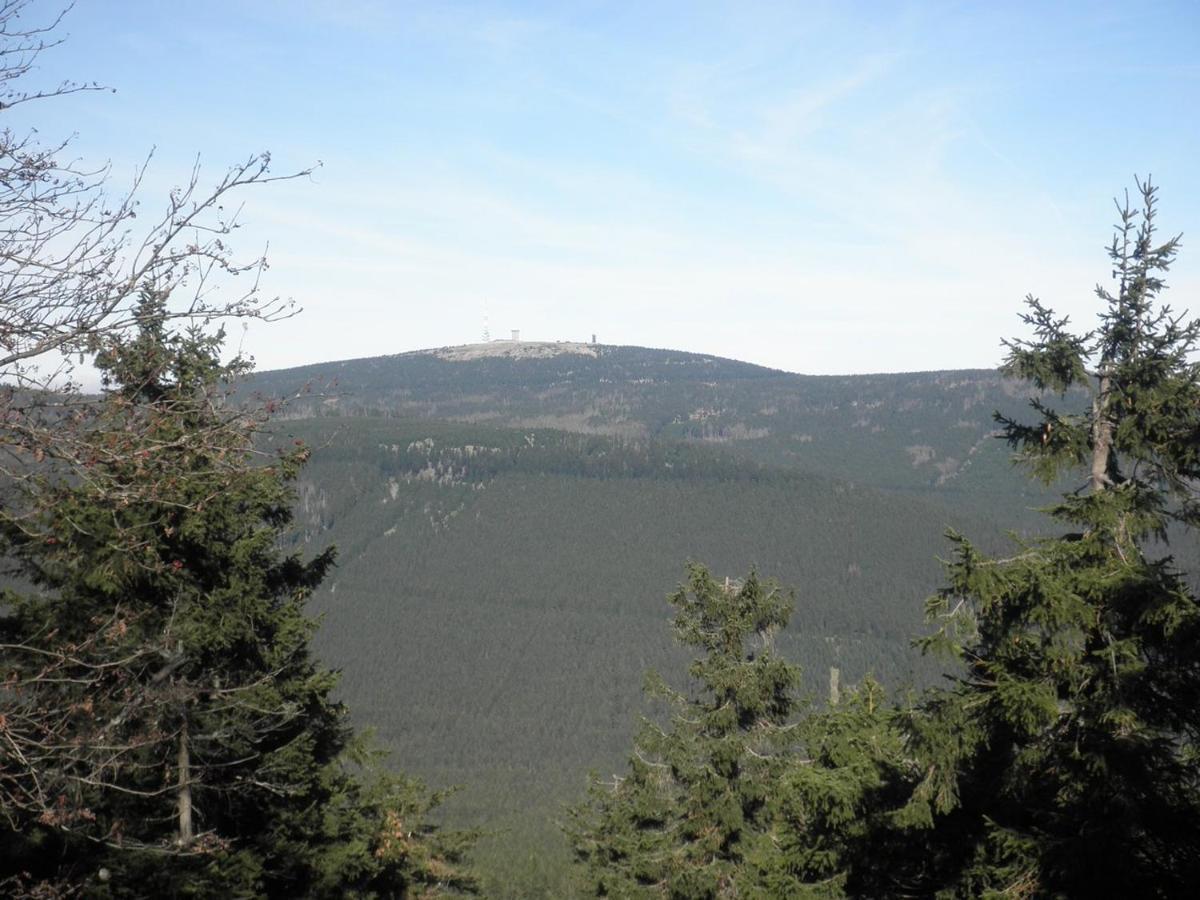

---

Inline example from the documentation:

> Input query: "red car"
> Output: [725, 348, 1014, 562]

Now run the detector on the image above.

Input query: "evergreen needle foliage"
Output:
[568, 567, 802, 898]
[568, 566, 911, 898]
[0, 293, 475, 898]
[885, 180, 1200, 898]
[570, 181, 1200, 899]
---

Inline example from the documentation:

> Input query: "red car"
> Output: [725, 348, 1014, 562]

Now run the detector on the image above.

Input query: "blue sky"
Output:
[18, 0, 1200, 374]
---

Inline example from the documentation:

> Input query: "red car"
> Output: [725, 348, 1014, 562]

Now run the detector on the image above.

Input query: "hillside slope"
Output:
[249, 342, 1071, 524]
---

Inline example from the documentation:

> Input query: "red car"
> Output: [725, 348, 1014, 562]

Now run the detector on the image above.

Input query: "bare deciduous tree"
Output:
[0, 0, 314, 540]
[0, 1, 309, 387]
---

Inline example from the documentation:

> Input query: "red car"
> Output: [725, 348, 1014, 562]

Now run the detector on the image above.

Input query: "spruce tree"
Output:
[568, 567, 799, 898]
[0, 292, 475, 898]
[885, 179, 1200, 897]
[568, 566, 910, 898]
[771, 678, 912, 899]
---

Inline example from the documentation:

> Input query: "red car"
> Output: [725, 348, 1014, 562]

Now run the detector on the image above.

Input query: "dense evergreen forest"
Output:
[279, 417, 1017, 892]
[249, 346, 1065, 520]
[2, 4, 1199, 897]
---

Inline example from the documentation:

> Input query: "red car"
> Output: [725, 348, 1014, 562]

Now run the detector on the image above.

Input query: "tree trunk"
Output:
[1090, 373, 1112, 492]
[177, 715, 194, 846]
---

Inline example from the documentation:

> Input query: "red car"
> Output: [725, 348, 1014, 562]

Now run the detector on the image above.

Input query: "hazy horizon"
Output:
[14, 1, 1199, 378]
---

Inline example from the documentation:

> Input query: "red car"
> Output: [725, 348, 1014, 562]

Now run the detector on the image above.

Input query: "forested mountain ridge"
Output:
[249, 341, 1071, 522]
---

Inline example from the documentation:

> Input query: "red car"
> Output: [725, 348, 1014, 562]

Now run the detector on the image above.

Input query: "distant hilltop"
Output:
[423, 340, 601, 362]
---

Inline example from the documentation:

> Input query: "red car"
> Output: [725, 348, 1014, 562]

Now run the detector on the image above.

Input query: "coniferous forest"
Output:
[3, 3, 1200, 898]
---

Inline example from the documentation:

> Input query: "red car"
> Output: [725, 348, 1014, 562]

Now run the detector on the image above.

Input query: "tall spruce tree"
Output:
[882, 180, 1200, 897]
[0, 292, 475, 898]
[568, 567, 800, 898]
[568, 566, 911, 898]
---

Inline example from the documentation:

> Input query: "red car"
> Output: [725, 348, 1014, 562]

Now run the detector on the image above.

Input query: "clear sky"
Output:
[16, 0, 1200, 375]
